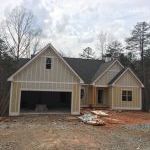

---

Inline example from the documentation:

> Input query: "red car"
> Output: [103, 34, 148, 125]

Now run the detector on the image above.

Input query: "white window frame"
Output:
[121, 89, 132, 101]
[45, 57, 53, 70]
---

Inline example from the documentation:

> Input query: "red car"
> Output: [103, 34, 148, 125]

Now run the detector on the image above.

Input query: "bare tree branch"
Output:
[1, 6, 42, 60]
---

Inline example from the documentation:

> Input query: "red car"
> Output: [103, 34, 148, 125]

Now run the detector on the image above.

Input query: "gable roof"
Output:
[92, 59, 124, 84]
[9, 44, 136, 85]
[64, 57, 104, 84]
[8, 43, 84, 83]
[64, 58, 125, 84]
[109, 68, 144, 87]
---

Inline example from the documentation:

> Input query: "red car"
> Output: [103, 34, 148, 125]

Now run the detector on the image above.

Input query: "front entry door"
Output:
[97, 89, 103, 104]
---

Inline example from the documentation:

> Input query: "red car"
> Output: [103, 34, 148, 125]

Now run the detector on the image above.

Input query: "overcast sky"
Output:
[0, 0, 150, 57]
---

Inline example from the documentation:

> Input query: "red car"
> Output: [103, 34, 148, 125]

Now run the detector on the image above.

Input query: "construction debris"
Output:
[103, 118, 122, 124]
[78, 113, 105, 126]
[91, 110, 109, 117]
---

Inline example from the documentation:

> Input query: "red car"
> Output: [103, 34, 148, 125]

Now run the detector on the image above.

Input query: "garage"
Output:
[20, 91, 72, 113]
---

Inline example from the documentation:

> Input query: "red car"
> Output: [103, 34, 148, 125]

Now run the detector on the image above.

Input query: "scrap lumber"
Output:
[91, 110, 109, 117]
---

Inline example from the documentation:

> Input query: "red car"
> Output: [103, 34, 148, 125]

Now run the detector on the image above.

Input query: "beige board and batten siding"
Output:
[80, 85, 97, 106]
[80, 85, 89, 106]
[81, 86, 110, 107]
[9, 47, 81, 115]
[95, 61, 123, 86]
[108, 87, 113, 107]
[14, 48, 79, 82]
[112, 70, 142, 110]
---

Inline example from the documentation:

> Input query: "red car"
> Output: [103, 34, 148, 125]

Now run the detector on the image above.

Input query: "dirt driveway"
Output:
[0, 111, 150, 150]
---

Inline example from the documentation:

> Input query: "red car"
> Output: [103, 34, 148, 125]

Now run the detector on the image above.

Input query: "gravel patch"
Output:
[123, 124, 150, 132]
[0, 113, 150, 150]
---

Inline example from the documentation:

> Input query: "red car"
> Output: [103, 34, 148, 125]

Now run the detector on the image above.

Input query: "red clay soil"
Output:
[108, 111, 150, 124]
[80, 109, 150, 128]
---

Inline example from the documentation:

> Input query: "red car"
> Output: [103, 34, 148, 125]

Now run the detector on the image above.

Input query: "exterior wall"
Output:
[112, 70, 142, 109]
[9, 47, 81, 116]
[80, 85, 110, 107]
[112, 87, 141, 109]
[95, 87, 110, 106]
[114, 70, 141, 87]
[80, 85, 89, 106]
[108, 87, 113, 106]
[14, 48, 79, 83]
[95, 62, 123, 86]
[10, 82, 81, 116]
[102, 88, 109, 106]
[88, 85, 96, 105]
[80, 85, 96, 106]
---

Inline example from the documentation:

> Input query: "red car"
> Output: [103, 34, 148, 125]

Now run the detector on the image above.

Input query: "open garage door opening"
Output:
[20, 91, 71, 114]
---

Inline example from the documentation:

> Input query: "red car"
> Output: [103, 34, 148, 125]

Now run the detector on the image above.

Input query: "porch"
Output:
[80, 85, 111, 108]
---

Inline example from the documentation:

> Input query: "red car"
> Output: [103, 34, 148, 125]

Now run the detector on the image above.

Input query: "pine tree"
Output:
[126, 22, 150, 80]
[126, 21, 150, 111]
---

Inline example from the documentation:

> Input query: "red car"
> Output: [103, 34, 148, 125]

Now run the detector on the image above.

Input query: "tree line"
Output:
[0, 6, 42, 115]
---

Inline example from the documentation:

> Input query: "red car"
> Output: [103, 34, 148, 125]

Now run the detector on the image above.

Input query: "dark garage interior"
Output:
[20, 91, 71, 113]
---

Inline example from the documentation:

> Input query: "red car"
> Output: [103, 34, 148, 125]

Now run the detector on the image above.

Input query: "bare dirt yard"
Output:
[0, 111, 150, 150]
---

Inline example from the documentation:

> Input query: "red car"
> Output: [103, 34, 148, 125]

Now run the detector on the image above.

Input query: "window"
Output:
[81, 88, 85, 99]
[46, 58, 51, 69]
[122, 90, 132, 101]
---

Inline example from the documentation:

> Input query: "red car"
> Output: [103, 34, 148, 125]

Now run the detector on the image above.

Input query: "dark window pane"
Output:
[122, 90, 132, 101]
[46, 58, 51, 69]
[46, 64, 51, 69]
[46, 58, 51, 64]
[128, 95, 132, 101]
[122, 95, 127, 101]
[122, 91, 126, 96]
[98, 90, 103, 103]
[81, 89, 84, 99]
[128, 91, 132, 96]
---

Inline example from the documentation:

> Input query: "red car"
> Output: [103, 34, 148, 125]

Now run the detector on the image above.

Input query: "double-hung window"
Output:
[122, 90, 132, 101]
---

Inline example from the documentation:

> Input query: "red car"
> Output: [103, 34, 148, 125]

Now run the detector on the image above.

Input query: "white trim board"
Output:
[71, 112, 80, 115]
[111, 107, 141, 110]
[93, 60, 124, 84]
[20, 88, 73, 92]
[94, 85, 108, 87]
[8, 43, 84, 83]
[9, 112, 19, 116]
[9, 82, 13, 116]
[20, 112, 70, 115]
[112, 85, 140, 88]
[13, 80, 79, 84]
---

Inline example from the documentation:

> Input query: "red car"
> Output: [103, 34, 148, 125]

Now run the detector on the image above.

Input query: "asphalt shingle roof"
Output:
[64, 57, 104, 83]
